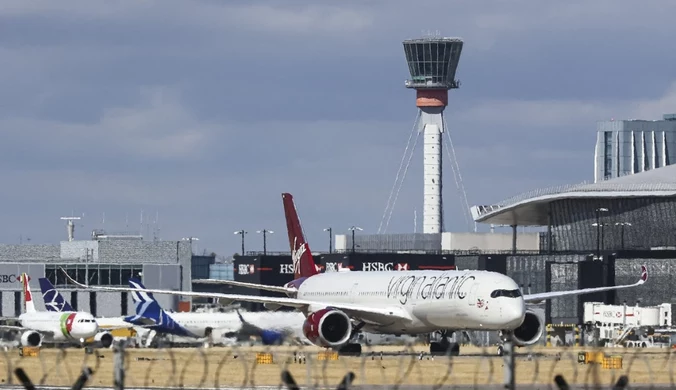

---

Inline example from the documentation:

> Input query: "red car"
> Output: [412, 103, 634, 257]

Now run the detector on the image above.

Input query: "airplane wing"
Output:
[62, 271, 411, 325]
[0, 325, 55, 337]
[523, 265, 648, 304]
[192, 279, 295, 295]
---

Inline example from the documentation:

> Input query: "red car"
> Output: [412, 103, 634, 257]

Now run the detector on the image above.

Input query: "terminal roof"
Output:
[470, 164, 676, 226]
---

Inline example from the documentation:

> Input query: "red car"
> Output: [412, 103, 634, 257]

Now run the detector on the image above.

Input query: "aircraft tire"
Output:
[338, 343, 362, 356]
[430, 341, 460, 356]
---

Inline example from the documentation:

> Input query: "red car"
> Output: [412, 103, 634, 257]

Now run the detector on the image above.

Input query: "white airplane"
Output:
[63, 193, 649, 356]
[0, 273, 110, 348]
[123, 278, 305, 346]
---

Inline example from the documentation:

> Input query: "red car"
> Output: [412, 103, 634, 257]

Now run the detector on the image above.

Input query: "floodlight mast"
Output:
[403, 37, 463, 234]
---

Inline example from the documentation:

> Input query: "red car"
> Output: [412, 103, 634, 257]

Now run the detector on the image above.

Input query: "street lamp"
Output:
[348, 226, 363, 253]
[256, 230, 274, 256]
[233, 230, 247, 256]
[592, 222, 609, 258]
[594, 207, 609, 258]
[615, 222, 632, 250]
[323, 227, 333, 253]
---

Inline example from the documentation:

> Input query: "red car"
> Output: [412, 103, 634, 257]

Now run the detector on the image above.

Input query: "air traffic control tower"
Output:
[403, 37, 463, 234]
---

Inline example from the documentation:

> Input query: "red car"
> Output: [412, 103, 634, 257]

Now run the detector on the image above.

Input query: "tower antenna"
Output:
[60, 216, 82, 242]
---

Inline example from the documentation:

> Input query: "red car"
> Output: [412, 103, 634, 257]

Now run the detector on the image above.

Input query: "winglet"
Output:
[638, 265, 648, 285]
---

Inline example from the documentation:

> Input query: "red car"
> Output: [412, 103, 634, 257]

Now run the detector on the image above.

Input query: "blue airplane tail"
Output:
[124, 278, 193, 336]
[38, 278, 74, 312]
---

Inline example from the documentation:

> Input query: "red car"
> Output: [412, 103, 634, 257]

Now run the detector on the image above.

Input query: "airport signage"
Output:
[0, 274, 18, 283]
[280, 263, 295, 274]
[362, 262, 409, 272]
[324, 262, 348, 272]
[238, 264, 255, 275]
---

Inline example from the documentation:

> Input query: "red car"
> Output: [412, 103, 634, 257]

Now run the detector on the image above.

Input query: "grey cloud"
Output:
[1, 0, 675, 254]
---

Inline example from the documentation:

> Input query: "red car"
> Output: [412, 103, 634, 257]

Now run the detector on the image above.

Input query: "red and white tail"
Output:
[282, 193, 319, 279]
[19, 273, 36, 313]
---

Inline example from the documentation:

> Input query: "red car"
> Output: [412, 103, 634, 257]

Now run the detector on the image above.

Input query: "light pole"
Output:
[256, 229, 274, 256]
[323, 227, 333, 253]
[348, 226, 363, 253]
[592, 222, 609, 258]
[233, 230, 247, 256]
[615, 222, 632, 250]
[594, 207, 609, 258]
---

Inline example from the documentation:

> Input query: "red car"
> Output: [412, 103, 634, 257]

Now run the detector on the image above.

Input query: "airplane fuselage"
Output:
[295, 270, 526, 334]
[18, 311, 99, 341]
[163, 311, 305, 338]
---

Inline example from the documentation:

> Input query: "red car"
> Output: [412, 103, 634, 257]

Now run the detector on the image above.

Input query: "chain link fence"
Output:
[1, 340, 675, 389]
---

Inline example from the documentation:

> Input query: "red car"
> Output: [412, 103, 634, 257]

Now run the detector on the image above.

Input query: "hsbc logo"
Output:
[280, 263, 295, 274]
[362, 263, 409, 272]
[324, 263, 348, 272]
[0, 274, 17, 283]
[238, 264, 255, 275]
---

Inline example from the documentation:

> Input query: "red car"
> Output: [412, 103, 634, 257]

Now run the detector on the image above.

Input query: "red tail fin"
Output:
[282, 193, 319, 279]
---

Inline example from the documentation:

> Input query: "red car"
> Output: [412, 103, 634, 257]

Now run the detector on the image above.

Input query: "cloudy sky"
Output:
[2, 1, 675, 256]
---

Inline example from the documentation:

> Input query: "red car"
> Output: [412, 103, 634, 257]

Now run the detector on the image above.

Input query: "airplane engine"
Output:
[512, 309, 544, 347]
[302, 308, 352, 348]
[20, 331, 42, 347]
[94, 331, 114, 348]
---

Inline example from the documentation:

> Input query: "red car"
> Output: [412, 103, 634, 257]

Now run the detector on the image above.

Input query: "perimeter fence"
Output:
[0, 341, 673, 389]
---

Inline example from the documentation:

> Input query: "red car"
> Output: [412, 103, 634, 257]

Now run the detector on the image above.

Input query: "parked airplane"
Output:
[38, 278, 143, 343]
[0, 273, 111, 348]
[123, 278, 302, 346]
[62, 193, 649, 356]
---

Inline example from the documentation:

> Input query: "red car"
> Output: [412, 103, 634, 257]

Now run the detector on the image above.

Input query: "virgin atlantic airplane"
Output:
[63, 193, 648, 356]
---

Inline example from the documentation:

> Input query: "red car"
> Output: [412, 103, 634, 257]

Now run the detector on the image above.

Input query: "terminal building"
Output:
[594, 113, 676, 182]
[470, 163, 676, 325]
[0, 225, 192, 318]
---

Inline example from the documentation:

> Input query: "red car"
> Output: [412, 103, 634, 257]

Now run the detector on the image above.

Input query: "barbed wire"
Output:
[1, 340, 674, 389]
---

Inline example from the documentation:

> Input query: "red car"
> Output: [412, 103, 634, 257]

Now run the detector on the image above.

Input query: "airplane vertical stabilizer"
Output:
[282, 193, 319, 279]
[20, 273, 36, 314]
[39, 278, 74, 312]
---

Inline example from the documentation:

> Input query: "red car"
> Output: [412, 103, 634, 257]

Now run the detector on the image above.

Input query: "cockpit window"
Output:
[490, 289, 522, 298]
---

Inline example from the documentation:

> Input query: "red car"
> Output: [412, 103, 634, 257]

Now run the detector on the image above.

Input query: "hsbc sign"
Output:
[324, 262, 348, 272]
[280, 263, 295, 274]
[238, 264, 255, 275]
[362, 263, 409, 272]
[0, 274, 17, 283]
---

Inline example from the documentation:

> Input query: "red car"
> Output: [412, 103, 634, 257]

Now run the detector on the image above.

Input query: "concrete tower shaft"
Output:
[419, 108, 444, 234]
[403, 37, 463, 234]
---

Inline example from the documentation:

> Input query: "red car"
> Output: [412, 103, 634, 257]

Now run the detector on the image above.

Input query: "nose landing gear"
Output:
[429, 330, 460, 356]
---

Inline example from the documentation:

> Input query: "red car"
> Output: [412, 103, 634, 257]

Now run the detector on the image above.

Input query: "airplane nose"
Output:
[507, 301, 526, 327]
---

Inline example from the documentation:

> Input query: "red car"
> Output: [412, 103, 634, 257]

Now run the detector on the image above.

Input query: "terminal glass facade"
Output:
[45, 264, 143, 286]
[209, 263, 234, 280]
[595, 115, 676, 182]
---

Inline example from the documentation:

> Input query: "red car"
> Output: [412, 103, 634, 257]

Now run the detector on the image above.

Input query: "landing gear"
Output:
[429, 331, 460, 356]
[338, 343, 362, 356]
[338, 321, 366, 356]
